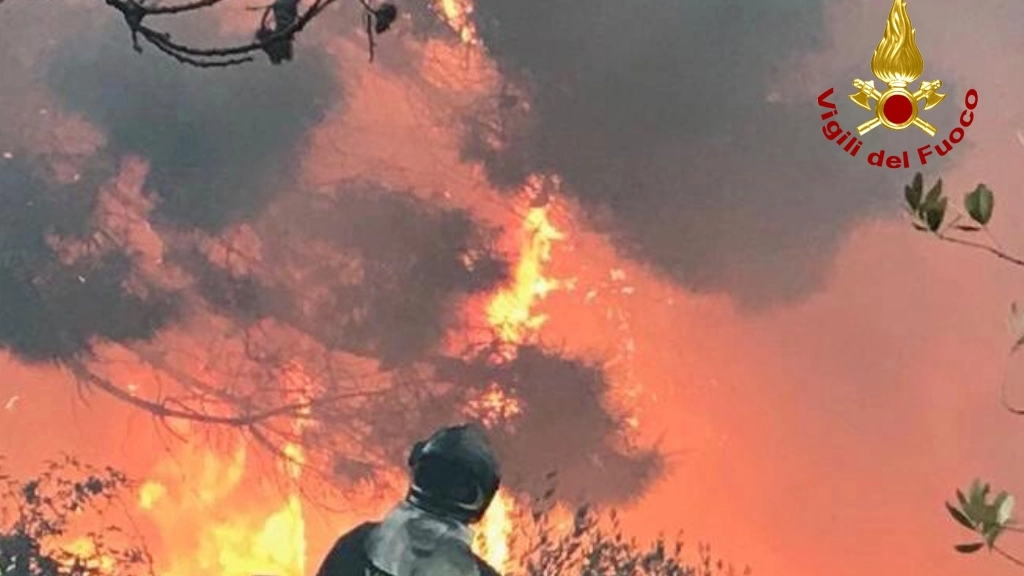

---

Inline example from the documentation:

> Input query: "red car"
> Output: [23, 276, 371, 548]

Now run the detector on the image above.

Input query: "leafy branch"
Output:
[946, 480, 1022, 566]
[904, 172, 1024, 415]
[904, 172, 1021, 266]
[503, 477, 749, 576]
[0, 456, 151, 576]
[905, 174, 1024, 569]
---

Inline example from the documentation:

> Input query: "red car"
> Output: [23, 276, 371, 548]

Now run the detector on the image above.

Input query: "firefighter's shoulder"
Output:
[314, 522, 380, 576]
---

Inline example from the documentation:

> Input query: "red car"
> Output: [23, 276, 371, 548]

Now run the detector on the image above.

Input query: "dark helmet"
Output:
[405, 424, 501, 524]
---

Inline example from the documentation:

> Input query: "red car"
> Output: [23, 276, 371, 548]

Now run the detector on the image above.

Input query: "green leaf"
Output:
[926, 197, 948, 231]
[972, 479, 984, 496]
[946, 502, 977, 530]
[955, 542, 984, 554]
[968, 184, 995, 225]
[957, 489, 970, 511]
[924, 178, 943, 206]
[965, 189, 980, 222]
[968, 480, 985, 514]
[983, 524, 1003, 548]
[998, 494, 1015, 525]
[905, 184, 923, 210]
[912, 172, 924, 197]
[995, 491, 1008, 509]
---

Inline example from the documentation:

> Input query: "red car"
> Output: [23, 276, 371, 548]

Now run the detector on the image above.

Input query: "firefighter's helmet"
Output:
[405, 424, 501, 524]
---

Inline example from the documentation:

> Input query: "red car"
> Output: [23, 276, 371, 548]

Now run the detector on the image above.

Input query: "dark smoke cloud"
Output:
[173, 248, 273, 327]
[464, 0, 965, 309]
[268, 187, 508, 366]
[0, 5, 336, 359]
[0, 157, 179, 362]
[182, 184, 510, 366]
[45, 18, 339, 233]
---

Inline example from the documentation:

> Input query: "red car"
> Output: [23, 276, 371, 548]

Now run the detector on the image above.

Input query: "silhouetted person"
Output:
[315, 424, 503, 576]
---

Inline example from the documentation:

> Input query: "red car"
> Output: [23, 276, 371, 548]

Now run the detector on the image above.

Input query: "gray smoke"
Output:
[0, 156, 180, 361]
[222, 184, 511, 367]
[464, 0, 965, 309]
[46, 17, 338, 232]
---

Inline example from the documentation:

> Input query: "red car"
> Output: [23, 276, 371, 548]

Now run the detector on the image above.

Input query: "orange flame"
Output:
[435, 0, 480, 45]
[133, 364, 315, 576]
[478, 490, 514, 570]
[473, 182, 566, 572]
[486, 201, 565, 350]
[60, 537, 117, 574]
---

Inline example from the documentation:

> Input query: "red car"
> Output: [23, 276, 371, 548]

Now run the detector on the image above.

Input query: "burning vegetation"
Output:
[0, 163, 663, 575]
[0, 0, 740, 575]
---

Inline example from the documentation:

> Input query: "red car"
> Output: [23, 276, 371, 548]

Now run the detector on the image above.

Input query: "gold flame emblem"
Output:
[849, 0, 945, 136]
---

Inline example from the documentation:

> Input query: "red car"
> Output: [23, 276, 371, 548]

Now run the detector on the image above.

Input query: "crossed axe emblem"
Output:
[849, 79, 946, 136]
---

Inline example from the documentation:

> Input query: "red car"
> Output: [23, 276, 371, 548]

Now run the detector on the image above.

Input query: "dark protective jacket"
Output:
[314, 506, 502, 576]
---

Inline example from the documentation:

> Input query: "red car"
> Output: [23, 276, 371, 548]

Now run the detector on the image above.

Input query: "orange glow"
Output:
[464, 382, 524, 428]
[132, 440, 305, 576]
[486, 195, 566, 350]
[475, 490, 514, 572]
[131, 363, 316, 576]
[473, 182, 566, 572]
[435, 0, 480, 45]
[60, 537, 117, 574]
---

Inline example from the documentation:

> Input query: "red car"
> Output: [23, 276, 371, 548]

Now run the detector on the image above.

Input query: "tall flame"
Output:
[479, 491, 513, 571]
[871, 0, 924, 86]
[473, 181, 566, 573]
[133, 364, 314, 576]
[486, 203, 565, 350]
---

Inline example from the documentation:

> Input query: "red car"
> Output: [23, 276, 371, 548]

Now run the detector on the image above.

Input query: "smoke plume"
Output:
[463, 0, 964, 308]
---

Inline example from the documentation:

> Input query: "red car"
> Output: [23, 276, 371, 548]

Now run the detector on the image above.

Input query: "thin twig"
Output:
[67, 360, 391, 427]
[935, 233, 1024, 267]
[994, 545, 1024, 568]
[102, 0, 342, 67]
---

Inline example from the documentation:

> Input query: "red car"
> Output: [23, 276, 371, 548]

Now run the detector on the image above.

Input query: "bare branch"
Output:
[994, 546, 1024, 569]
[98, 0, 398, 67]
[66, 357, 391, 428]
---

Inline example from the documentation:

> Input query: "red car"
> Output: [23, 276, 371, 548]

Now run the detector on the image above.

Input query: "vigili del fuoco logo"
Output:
[817, 0, 978, 168]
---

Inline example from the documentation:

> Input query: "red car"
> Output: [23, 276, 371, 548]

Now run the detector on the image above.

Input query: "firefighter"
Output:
[314, 424, 503, 576]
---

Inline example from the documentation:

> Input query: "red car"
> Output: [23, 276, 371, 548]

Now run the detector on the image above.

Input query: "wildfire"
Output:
[435, 0, 480, 45]
[478, 491, 514, 571]
[464, 383, 523, 428]
[473, 183, 566, 573]
[60, 537, 116, 574]
[132, 364, 315, 576]
[486, 200, 566, 351]
[112, 192, 566, 576]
